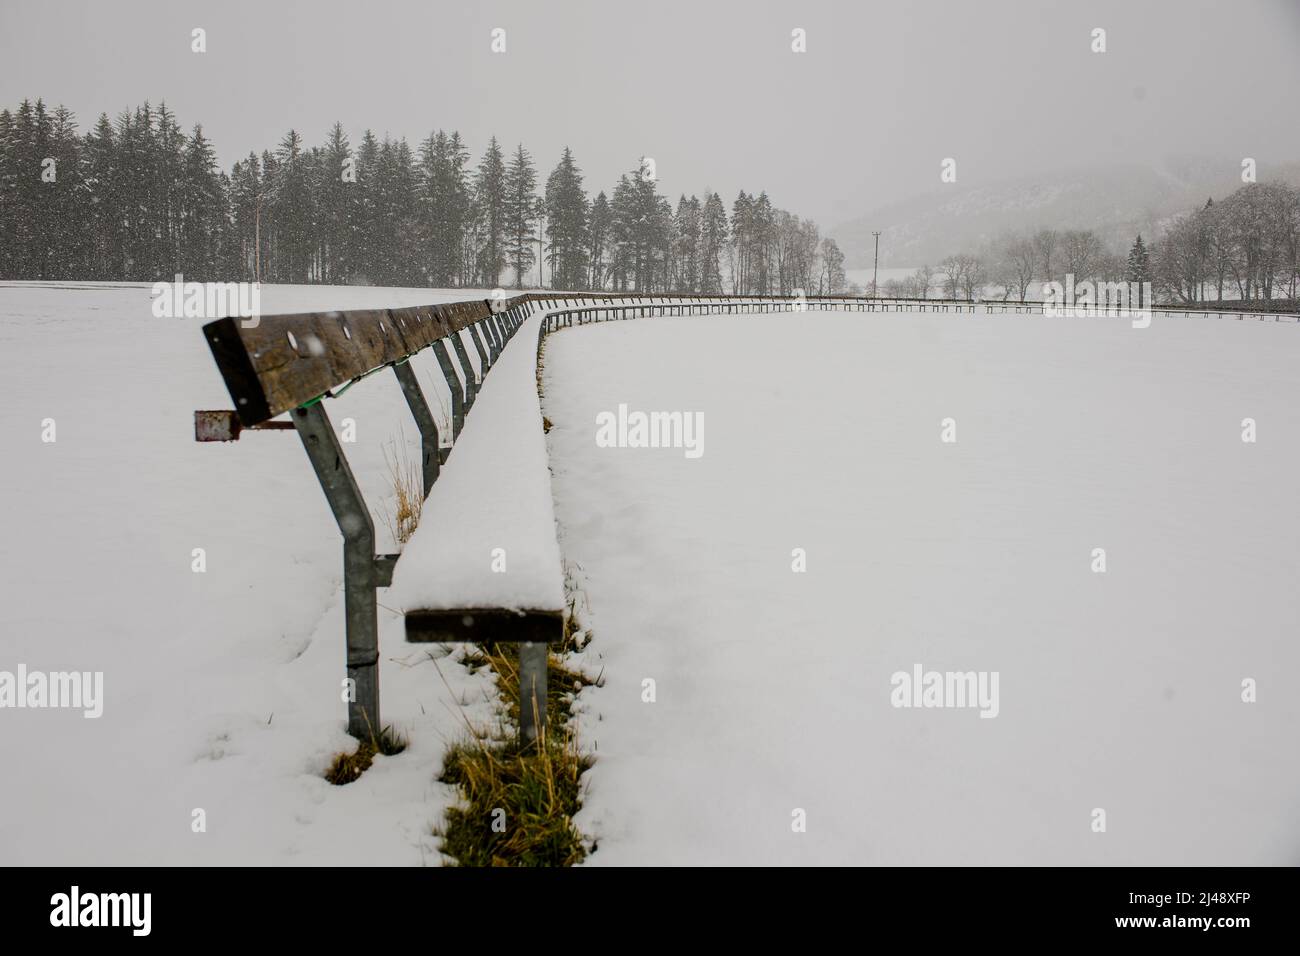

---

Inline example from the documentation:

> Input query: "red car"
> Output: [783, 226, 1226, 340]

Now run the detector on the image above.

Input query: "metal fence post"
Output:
[392, 361, 440, 496]
[431, 340, 464, 440]
[469, 323, 492, 374]
[518, 641, 548, 744]
[291, 403, 381, 741]
[450, 333, 479, 409]
[483, 317, 502, 360]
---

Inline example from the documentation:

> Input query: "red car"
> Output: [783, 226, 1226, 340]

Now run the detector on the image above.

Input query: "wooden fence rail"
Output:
[194, 290, 1300, 739]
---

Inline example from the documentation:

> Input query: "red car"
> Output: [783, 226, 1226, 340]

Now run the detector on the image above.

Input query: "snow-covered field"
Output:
[542, 310, 1300, 865]
[3, 282, 1298, 866]
[0, 281, 512, 865]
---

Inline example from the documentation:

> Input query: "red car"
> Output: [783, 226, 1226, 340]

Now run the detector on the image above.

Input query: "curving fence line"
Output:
[536, 295, 1300, 334]
[193, 291, 1300, 738]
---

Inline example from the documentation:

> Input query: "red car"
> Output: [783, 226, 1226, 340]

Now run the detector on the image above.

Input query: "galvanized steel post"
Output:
[292, 402, 381, 740]
[392, 361, 440, 496]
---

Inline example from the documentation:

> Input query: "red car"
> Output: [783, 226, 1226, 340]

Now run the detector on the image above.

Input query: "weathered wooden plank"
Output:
[404, 608, 564, 645]
[203, 309, 416, 425]
[203, 296, 541, 427]
[207, 290, 887, 429]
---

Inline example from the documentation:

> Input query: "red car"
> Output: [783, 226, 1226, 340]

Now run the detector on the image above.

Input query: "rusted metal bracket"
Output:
[194, 409, 295, 442]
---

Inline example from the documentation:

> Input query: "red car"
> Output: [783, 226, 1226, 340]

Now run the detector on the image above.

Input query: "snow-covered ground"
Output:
[542, 310, 1300, 865]
[847, 266, 924, 289]
[0, 281, 515, 865]
[4, 283, 1299, 866]
[389, 314, 566, 615]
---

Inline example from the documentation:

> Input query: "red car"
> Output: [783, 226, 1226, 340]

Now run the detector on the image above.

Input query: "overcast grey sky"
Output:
[3, 0, 1299, 228]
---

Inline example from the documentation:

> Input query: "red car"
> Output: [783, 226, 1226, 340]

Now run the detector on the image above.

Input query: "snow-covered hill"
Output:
[832, 158, 1300, 268]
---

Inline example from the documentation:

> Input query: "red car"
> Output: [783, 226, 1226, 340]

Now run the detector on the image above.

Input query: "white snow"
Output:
[542, 310, 1300, 865]
[6, 282, 1299, 866]
[0, 281, 516, 865]
[390, 314, 565, 613]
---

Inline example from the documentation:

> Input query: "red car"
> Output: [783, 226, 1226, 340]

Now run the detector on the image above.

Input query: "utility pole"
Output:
[872, 231, 881, 298]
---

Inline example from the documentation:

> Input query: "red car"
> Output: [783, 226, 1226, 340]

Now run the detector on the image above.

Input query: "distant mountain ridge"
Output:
[831, 157, 1300, 269]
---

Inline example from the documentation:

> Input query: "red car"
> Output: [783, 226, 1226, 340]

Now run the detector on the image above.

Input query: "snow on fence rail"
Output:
[196, 294, 541, 739]
[192, 290, 1299, 740]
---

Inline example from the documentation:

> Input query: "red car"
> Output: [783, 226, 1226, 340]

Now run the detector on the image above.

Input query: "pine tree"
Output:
[0, 107, 14, 278]
[699, 191, 728, 294]
[610, 159, 668, 291]
[1127, 234, 1152, 304]
[352, 131, 381, 283]
[383, 137, 422, 286]
[179, 124, 225, 280]
[14, 99, 55, 277]
[473, 137, 507, 286]
[673, 195, 701, 292]
[730, 191, 753, 292]
[83, 113, 122, 279]
[114, 105, 149, 278]
[213, 169, 240, 278]
[0, 95, 852, 292]
[752, 191, 774, 294]
[369, 137, 403, 285]
[47, 105, 87, 279]
[268, 129, 313, 282]
[228, 152, 262, 280]
[608, 175, 635, 291]
[544, 147, 589, 290]
[503, 143, 537, 288]
[320, 122, 356, 284]
[419, 130, 472, 287]
[445, 132, 473, 285]
[654, 195, 675, 292]
[587, 191, 611, 290]
[154, 102, 185, 274]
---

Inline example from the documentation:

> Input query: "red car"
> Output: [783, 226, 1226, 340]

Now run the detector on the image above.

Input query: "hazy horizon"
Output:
[3, 0, 1299, 233]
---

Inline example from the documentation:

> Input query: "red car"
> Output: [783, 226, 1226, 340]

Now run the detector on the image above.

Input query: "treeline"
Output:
[0, 98, 847, 294]
[1151, 183, 1300, 303]
[889, 181, 1300, 304]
